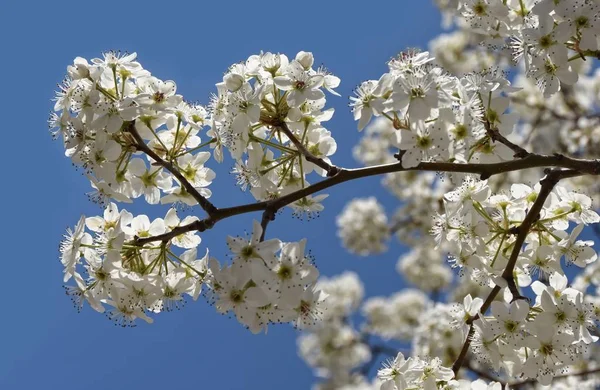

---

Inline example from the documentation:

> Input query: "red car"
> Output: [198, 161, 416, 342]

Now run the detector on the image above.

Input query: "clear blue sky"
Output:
[0, 1, 442, 389]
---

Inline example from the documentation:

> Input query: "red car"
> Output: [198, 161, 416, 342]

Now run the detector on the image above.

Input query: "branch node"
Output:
[393, 150, 405, 161]
[259, 208, 277, 241]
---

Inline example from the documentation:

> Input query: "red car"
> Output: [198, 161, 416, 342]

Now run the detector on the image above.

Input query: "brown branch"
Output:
[125, 121, 218, 216]
[133, 155, 600, 247]
[278, 122, 341, 177]
[133, 219, 216, 245]
[259, 209, 276, 242]
[510, 366, 600, 388]
[452, 324, 475, 374]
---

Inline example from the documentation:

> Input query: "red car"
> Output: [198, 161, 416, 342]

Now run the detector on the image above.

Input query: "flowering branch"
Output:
[51, 41, 600, 388]
[134, 156, 600, 246]
[499, 169, 583, 298]
[452, 168, 582, 375]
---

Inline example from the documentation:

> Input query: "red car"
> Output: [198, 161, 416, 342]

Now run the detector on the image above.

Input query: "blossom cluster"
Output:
[349, 49, 519, 170]
[432, 176, 600, 384]
[298, 273, 372, 385]
[49, 52, 215, 206]
[337, 197, 390, 256]
[377, 353, 456, 390]
[213, 220, 327, 332]
[436, 177, 599, 277]
[456, 281, 598, 385]
[60, 203, 327, 331]
[211, 51, 340, 214]
[361, 289, 429, 340]
[60, 203, 206, 325]
[436, 0, 600, 97]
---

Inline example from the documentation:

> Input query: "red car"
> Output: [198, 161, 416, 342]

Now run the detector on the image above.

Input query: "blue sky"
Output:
[0, 1, 443, 389]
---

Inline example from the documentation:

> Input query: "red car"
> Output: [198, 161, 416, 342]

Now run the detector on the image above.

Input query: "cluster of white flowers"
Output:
[437, 177, 599, 278]
[439, 0, 600, 97]
[429, 30, 497, 76]
[49, 52, 215, 206]
[211, 50, 340, 215]
[362, 289, 429, 340]
[297, 273, 372, 385]
[397, 246, 453, 292]
[337, 197, 390, 256]
[413, 303, 466, 364]
[60, 203, 206, 325]
[449, 283, 600, 386]
[350, 49, 522, 171]
[377, 353, 456, 390]
[213, 221, 327, 332]
[299, 322, 372, 380]
[430, 176, 600, 383]
[316, 272, 365, 320]
[60, 202, 327, 330]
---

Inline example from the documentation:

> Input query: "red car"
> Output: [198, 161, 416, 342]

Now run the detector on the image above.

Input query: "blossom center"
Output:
[576, 16, 589, 29]
[294, 81, 306, 90]
[153, 91, 166, 103]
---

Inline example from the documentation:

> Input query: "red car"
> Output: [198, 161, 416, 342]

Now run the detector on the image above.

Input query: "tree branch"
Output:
[133, 155, 600, 247]
[510, 367, 600, 388]
[125, 121, 218, 216]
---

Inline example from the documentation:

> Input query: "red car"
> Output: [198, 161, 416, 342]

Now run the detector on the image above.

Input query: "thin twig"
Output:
[484, 119, 530, 158]
[278, 122, 341, 177]
[126, 121, 218, 216]
[500, 169, 583, 299]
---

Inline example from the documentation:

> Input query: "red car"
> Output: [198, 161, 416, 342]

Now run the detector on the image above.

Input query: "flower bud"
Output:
[295, 51, 314, 70]
[68, 57, 91, 80]
[261, 52, 282, 73]
[224, 73, 244, 92]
